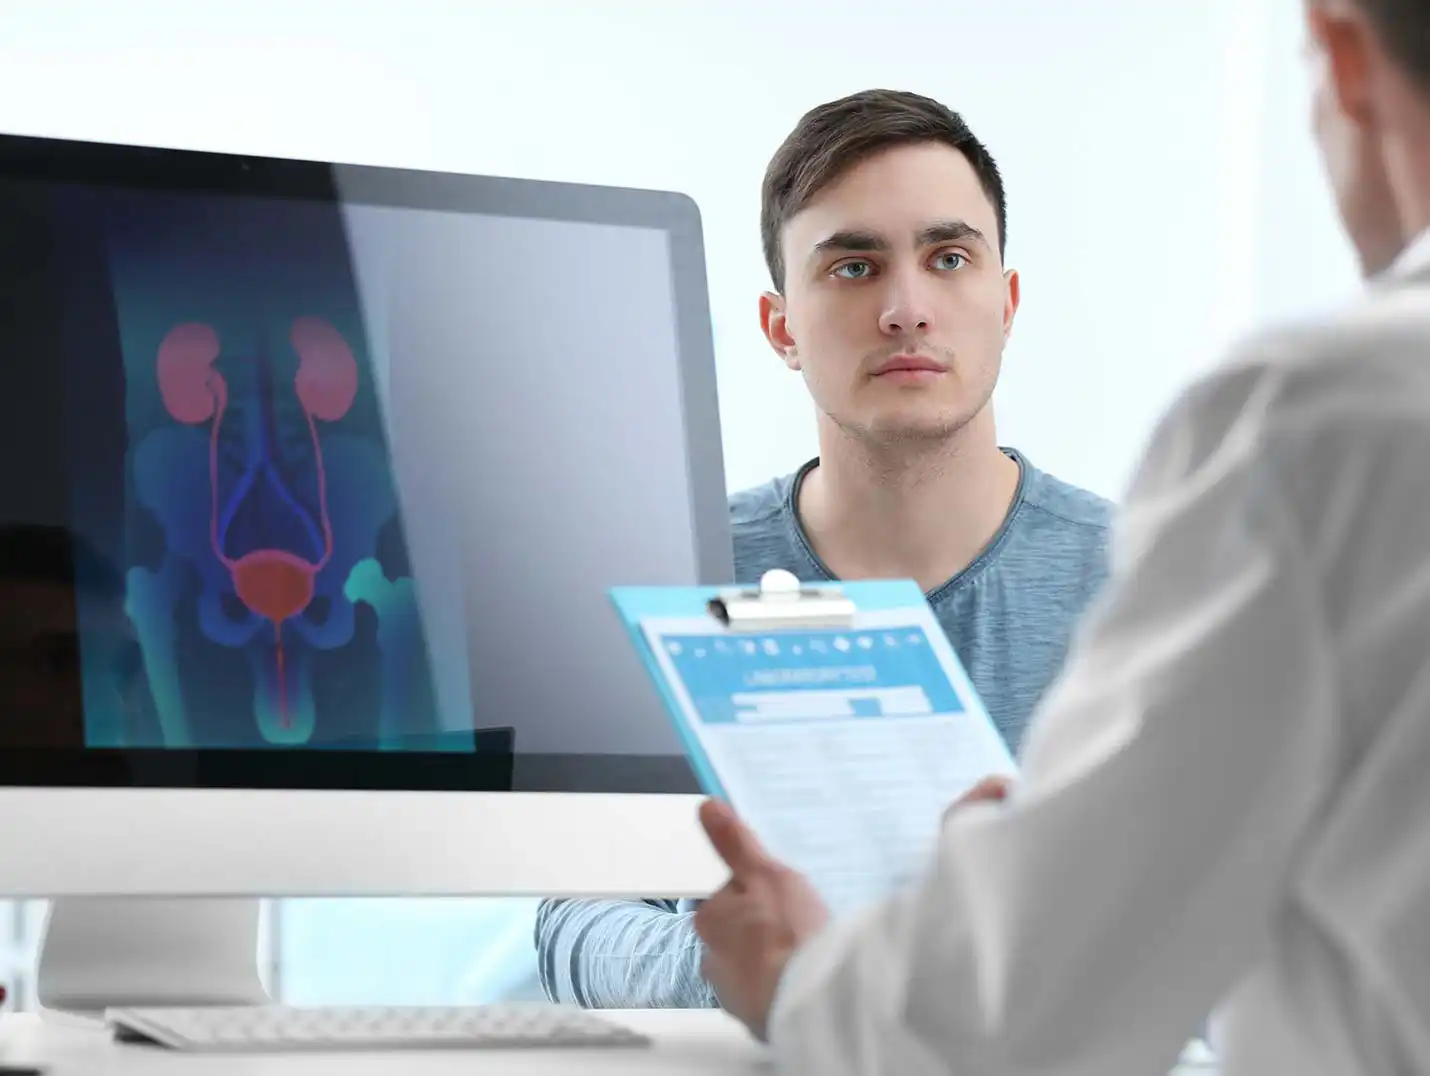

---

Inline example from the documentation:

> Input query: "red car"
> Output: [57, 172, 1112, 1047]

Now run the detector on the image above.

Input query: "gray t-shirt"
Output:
[535, 449, 1113, 1009]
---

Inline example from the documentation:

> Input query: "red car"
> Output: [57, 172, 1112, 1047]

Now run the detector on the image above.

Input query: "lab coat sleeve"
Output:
[766, 363, 1341, 1075]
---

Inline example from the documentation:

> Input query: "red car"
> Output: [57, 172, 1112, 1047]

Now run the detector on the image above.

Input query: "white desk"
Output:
[0, 1012, 1217, 1074]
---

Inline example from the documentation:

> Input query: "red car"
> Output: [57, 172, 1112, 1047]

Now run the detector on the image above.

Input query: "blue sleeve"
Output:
[533, 897, 718, 1009]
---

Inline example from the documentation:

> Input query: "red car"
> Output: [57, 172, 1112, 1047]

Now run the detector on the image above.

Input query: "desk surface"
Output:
[0, 1011, 1217, 1075]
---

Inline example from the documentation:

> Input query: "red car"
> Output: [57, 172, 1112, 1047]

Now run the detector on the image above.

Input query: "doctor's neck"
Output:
[1377, 78, 1430, 253]
[796, 407, 1019, 594]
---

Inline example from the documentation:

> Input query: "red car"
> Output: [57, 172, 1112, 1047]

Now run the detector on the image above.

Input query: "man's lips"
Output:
[872, 354, 949, 377]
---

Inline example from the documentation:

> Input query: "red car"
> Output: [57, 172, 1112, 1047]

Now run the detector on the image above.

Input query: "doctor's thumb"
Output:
[944, 775, 1014, 822]
[700, 799, 774, 875]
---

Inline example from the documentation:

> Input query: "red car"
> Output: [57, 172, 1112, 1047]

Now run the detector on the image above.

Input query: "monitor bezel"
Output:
[0, 131, 731, 794]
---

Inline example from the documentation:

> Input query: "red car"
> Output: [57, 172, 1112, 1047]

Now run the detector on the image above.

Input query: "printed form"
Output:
[642, 608, 1015, 917]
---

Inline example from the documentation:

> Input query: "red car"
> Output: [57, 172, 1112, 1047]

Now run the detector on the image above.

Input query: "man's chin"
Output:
[824, 401, 980, 447]
[862, 415, 968, 445]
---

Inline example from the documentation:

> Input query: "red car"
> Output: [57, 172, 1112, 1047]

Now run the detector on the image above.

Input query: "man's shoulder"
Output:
[1296, 282, 1430, 396]
[727, 473, 794, 531]
[726, 471, 811, 582]
[1151, 281, 1430, 459]
[977, 456, 1116, 597]
[1225, 276, 1430, 389]
[1015, 459, 1116, 535]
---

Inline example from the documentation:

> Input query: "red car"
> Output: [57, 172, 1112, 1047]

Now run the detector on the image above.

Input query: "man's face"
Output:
[1307, 0, 1404, 275]
[761, 142, 1018, 445]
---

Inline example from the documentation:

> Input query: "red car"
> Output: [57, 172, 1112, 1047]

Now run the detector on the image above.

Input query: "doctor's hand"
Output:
[944, 774, 1013, 821]
[693, 799, 830, 1043]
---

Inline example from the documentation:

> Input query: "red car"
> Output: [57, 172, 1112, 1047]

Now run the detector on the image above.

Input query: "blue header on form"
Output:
[660, 625, 964, 726]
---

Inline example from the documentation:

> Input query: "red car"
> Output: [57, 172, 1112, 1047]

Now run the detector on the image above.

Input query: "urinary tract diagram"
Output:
[126, 315, 430, 747]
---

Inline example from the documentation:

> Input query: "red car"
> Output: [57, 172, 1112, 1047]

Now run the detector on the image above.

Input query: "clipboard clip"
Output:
[707, 569, 856, 632]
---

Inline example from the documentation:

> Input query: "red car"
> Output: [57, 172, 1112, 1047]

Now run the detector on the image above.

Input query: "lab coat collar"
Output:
[1386, 226, 1430, 282]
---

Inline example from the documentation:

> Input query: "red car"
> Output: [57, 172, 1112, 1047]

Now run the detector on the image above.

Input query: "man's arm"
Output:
[766, 364, 1340, 1075]
[534, 898, 718, 1008]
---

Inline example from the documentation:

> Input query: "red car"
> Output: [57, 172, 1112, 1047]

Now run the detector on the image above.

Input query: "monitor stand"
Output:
[35, 897, 270, 1022]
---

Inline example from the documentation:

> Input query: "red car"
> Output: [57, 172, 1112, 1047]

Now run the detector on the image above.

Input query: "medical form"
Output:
[613, 577, 1016, 918]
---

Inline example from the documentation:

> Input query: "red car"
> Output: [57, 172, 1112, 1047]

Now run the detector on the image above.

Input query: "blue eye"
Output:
[833, 261, 873, 279]
[934, 251, 967, 271]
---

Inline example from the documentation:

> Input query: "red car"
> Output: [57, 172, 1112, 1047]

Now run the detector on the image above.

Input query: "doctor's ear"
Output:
[759, 292, 800, 372]
[1308, 4, 1375, 122]
[1002, 269, 1021, 342]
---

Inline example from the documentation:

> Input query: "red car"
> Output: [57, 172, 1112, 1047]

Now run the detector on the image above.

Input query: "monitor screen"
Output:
[0, 135, 731, 794]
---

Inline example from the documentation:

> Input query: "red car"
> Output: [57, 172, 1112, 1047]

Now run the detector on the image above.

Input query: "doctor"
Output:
[693, 1, 1430, 1072]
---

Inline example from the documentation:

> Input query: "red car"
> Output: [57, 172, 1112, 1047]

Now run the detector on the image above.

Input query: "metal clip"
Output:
[707, 569, 856, 632]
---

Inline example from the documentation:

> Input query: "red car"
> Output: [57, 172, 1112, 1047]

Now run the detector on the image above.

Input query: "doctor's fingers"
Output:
[699, 798, 779, 878]
[692, 882, 739, 942]
[943, 775, 1014, 822]
[693, 882, 768, 945]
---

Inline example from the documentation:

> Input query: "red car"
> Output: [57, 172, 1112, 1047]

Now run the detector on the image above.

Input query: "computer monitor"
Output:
[0, 132, 734, 1011]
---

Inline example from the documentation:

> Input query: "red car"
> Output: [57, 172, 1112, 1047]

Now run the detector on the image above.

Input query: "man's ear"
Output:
[1002, 268, 1021, 342]
[1309, 4, 1375, 123]
[759, 292, 800, 371]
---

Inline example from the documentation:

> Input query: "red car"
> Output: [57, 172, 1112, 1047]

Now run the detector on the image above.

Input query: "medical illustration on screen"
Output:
[100, 193, 445, 750]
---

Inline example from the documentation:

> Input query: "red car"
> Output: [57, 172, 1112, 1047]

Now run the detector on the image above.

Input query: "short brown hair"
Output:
[759, 89, 1007, 293]
[1353, 0, 1430, 92]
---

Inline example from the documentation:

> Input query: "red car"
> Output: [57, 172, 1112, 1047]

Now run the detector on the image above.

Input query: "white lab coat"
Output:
[766, 237, 1430, 1076]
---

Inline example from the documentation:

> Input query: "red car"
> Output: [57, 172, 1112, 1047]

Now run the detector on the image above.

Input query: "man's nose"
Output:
[877, 269, 937, 336]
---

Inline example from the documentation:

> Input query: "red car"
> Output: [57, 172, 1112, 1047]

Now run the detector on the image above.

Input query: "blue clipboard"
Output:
[611, 572, 1014, 914]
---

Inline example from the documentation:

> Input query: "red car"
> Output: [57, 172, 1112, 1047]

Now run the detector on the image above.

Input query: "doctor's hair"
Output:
[1347, 0, 1430, 92]
[759, 88, 1007, 294]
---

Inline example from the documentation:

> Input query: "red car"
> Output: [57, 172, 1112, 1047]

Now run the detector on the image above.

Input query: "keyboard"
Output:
[104, 1003, 652, 1052]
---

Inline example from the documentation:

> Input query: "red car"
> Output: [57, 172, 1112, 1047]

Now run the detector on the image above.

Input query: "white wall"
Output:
[0, 0, 1367, 1004]
[0, 0, 1365, 503]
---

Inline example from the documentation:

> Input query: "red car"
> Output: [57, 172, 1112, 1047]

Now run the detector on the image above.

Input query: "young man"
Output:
[535, 89, 1113, 1008]
[693, 2, 1430, 1073]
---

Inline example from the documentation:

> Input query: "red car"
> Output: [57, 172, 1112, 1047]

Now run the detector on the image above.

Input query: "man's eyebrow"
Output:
[809, 220, 990, 262]
[917, 219, 989, 249]
[809, 229, 889, 258]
